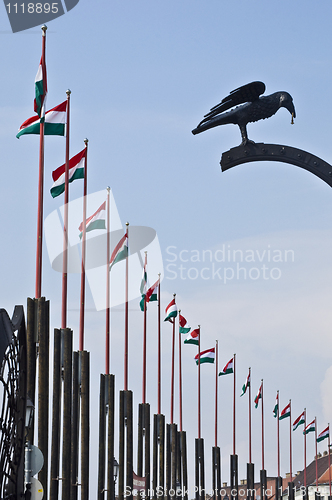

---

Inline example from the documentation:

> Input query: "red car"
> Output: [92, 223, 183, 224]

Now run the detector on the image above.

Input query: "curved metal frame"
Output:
[0, 306, 27, 500]
[220, 142, 332, 188]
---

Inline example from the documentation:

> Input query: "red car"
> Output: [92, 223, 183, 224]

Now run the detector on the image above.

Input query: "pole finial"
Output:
[84, 138, 88, 145]
[107, 186, 111, 193]
[66, 89, 71, 96]
[173, 293, 176, 298]
[158, 272, 161, 277]
[41, 25, 47, 34]
[126, 222, 129, 227]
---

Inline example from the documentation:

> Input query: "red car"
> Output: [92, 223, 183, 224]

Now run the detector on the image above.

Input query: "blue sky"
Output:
[2, 0, 332, 496]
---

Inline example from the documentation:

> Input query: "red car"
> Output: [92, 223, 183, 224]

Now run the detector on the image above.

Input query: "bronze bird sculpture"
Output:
[192, 81, 296, 145]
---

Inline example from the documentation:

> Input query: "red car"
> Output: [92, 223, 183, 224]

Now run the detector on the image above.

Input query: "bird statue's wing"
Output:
[198, 81, 266, 126]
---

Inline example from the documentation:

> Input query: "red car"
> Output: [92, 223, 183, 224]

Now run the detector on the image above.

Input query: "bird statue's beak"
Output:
[286, 101, 296, 119]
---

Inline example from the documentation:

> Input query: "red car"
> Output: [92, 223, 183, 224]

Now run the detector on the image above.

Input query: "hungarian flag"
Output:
[164, 299, 178, 322]
[184, 328, 199, 345]
[240, 370, 250, 397]
[109, 233, 128, 269]
[254, 383, 262, 408]
[279, 403, 291, 420]
[78, 201, 106, 239]
[34, 55, 47, 117]
[273, 392, 279, 418]
[17, 100, 67, 138]
[195, 347, 215, 365]
[219, 357, 233, 376]
[50, 148, 85, 198]
[140, 275, 159, 311]
[317, 426, 329, 443]
[139, 256, 148, 311]
[293, 412, 305, 431]
[145, 279, 159, 304]
[179, 314, 191, 334]
[304, 419, 316, 435]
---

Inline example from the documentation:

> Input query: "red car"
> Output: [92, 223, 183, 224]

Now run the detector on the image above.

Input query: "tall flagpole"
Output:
[215, 340, 218, 447]
[304, 409, 307, 491]
[233, 353, 236, 455]
[124, 222, 129, 390]
[170, 293, 176, 424]
[35, 25, 47, 299]
[142, 252, 147, 404]
[198, 325, 201, 439]
[157, 273, 161, 414]
[328, 424, 331, 500]
[105, 187, 111, 374]
[289, 399, 292, 482]
[315, 417, 318, 493]
[277, 391, 280, 477]
[178, 310, 183, 432]
[249, 367, 252, 463]
[261, 379, 264, 470]
[78, 139, 88, 352]
[61, 89, 71, 329]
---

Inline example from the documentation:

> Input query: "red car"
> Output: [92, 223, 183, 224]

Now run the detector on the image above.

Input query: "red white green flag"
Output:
[219, 357, 233, 376]
[179, 314, 191, 334]
[240, 370, 250, 397]
[140, 277, 159, 311]
[164, 299, 178, 322]
[254, 383, 262, 408]
[139, 255, 148, 311]
[50, 148, 85, 198]
[34, 55, 47, 117]
[184, 328, 199, 346]
[78, 201, 106, 239]
[109, 233, 128, 269]
[317, 426, 329, 442]
[195, 347, 215, 365]
[273, 392, 279, 418]
[17, 100, 67, 138]
[279, 403, 291, 420]
[293, 412, 305, 431]
[145, 279, 159, 304]
[304, 419, 316, 435]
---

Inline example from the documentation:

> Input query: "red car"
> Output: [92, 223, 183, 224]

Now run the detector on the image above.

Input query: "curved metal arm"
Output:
[220, 143, 332, 188]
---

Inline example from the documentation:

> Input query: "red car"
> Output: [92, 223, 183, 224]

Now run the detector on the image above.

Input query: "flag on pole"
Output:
[240, 370, 250, 397]
[273, 392, 279, 418]
[164, 298, 178, 322]
[304, 419, 316, 435]
[195, 347, 215, 365]
[219, 357, 233, 376]
[109, 233, 128, 269]
[17, 101, 67, 138]
[145, 278, 159, 304]
[279, 403, 291, 420]
[50, 148, 86, 198]
[140, 259, 147, 296]
[254, 383, 262, 408]
[317, 426, 329, 442]
[34, 55, 47, 117]
[78, 201, 106, 239]
[184, 328, 199, 345]
[140, 276, 159, 311]
[293, 412, 305, 431]
[139, 256, 148, 311]
[179, 314, 191, 334]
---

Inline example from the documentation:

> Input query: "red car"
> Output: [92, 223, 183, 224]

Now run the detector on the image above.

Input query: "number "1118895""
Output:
[6, 3, 59, 13]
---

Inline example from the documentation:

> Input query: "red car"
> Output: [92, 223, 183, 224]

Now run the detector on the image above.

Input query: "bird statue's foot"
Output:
[241, 139, 256, 146]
